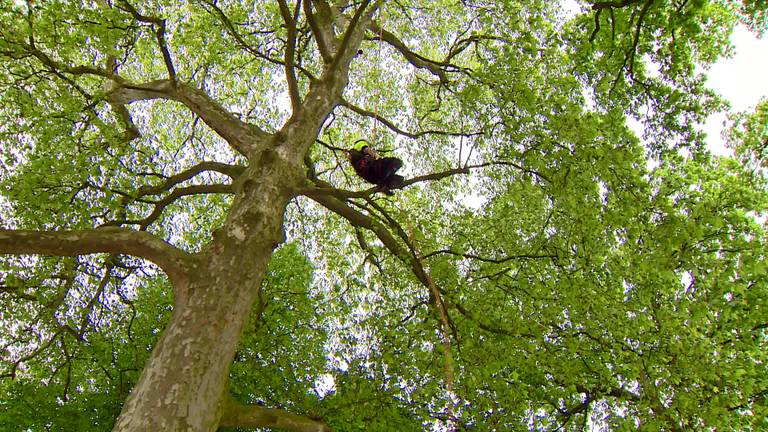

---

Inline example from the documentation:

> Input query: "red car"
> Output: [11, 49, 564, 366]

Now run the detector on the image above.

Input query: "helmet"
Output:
[353, 138, 371, 151]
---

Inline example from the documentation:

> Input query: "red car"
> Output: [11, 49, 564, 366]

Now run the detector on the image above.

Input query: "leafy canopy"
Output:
[1, 0, 767, 430]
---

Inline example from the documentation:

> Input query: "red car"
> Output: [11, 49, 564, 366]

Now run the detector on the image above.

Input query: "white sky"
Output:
[703, 26, 768, 154]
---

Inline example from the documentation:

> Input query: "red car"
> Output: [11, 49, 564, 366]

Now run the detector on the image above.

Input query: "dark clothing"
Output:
[348, 149, 405, 190]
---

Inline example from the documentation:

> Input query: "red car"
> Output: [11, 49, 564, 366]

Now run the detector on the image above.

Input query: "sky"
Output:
[703, 26, 768, 154]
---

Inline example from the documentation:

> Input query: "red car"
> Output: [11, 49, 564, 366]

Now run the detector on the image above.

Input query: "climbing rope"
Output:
[371, 18, 385, 141]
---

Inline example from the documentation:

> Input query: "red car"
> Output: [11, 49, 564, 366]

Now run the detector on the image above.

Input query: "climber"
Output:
[345, 144, 405, 194]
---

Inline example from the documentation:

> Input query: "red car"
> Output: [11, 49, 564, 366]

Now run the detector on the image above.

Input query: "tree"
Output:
[0, 0, 766, 431]
[727, 97, 768, 173]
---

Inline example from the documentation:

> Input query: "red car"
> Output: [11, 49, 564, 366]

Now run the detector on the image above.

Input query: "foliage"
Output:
[0, 0, 767, 430]
[727, 97, 768, 174]
[0, 266, 172, 431]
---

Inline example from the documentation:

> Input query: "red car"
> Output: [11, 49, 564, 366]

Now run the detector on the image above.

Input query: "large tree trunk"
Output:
[111, 273, 266, 431]
[110, 4, 378, 429]
[113, 156, 299, 431]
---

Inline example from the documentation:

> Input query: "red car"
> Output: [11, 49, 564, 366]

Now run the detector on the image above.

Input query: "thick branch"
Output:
[404, 167, 471, 186]
[300, 160, 545, 200]
[133, 161, 244, 198]
[303, 0, 334, 63]
[306, 189, 461, 351]
[172, 82, 268, 155]
[590, 9, 603, 42]
[0, 228, 193, 283]
[303, 191, 439, 302]
[299, 166, 469, 200]
[105, 79, 267, 156]
[590, 0, 642, 9]
[305, 192, 412, 261]
[327, 0, 380, 75]
[278, 0, 302, 110]
[279, 1, 379, 158]
[301, 158, 551, 343]
[368, 21, 450, 83]
[221, 396, 330, 432]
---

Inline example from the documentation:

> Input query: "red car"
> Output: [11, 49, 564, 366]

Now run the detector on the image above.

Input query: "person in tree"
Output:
[345, 144, 405, 194]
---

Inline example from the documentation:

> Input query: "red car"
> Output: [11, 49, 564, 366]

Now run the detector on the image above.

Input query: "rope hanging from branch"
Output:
[371, 17, 385, 141]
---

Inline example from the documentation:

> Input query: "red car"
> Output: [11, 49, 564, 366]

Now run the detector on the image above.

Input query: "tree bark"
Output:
[220, 394, 330, 431]
[112, 158, 299, 431]
[0, 228, 192, 284]
[111, 272, 267, 431]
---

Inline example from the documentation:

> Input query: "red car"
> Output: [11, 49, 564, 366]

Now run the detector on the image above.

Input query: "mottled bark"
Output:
[112, 139, 302, 432]
[111, 247, 277, 431]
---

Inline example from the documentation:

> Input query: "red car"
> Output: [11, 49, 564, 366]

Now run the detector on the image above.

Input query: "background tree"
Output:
[727, 97, 768, 173]
[1, 0, 766, 431]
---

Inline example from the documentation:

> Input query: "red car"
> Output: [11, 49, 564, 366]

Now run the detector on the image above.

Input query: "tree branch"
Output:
[368, 21, 452, 83]
[132, 161, 244, 198]
[628, 0, 654, 75]
[304, 191, 414, 268]
[590, 0, 642, 9]
[729, 388, 768, 412]
[221, 395, 330, 432]
[445, 34, 507, 64]
[340, 99, 484, 139]
[117, 0, 177, 82]
[303, 0, 334, 63]
[328, 0, 378, 74]
[424, 249, 558, 263]
[14, 40, 111, 79]
[73, 256, 117, 338]
[198, 0, 313, 77]
[84, 163, 240, 229]
[333, 0, 370, 63]
[304, 189, 453, 331]
[0, 228, 193, 283]
[450, 301, 536, 337]
[590, 9, 603, 42]
[278, 0, 303, 111]
[605, 0, 653, 93]
[105, 79, 267, 156]
[299, 160, 546, 200]
[103, 184, 234, 230]
[411, 239, 456, 417]
[465, 161, 551, 183]
[301, 157, 554, 346]
[278, 1, 380, 158]
[298, 165, 469, 199]
[404, 167, 471, 185]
